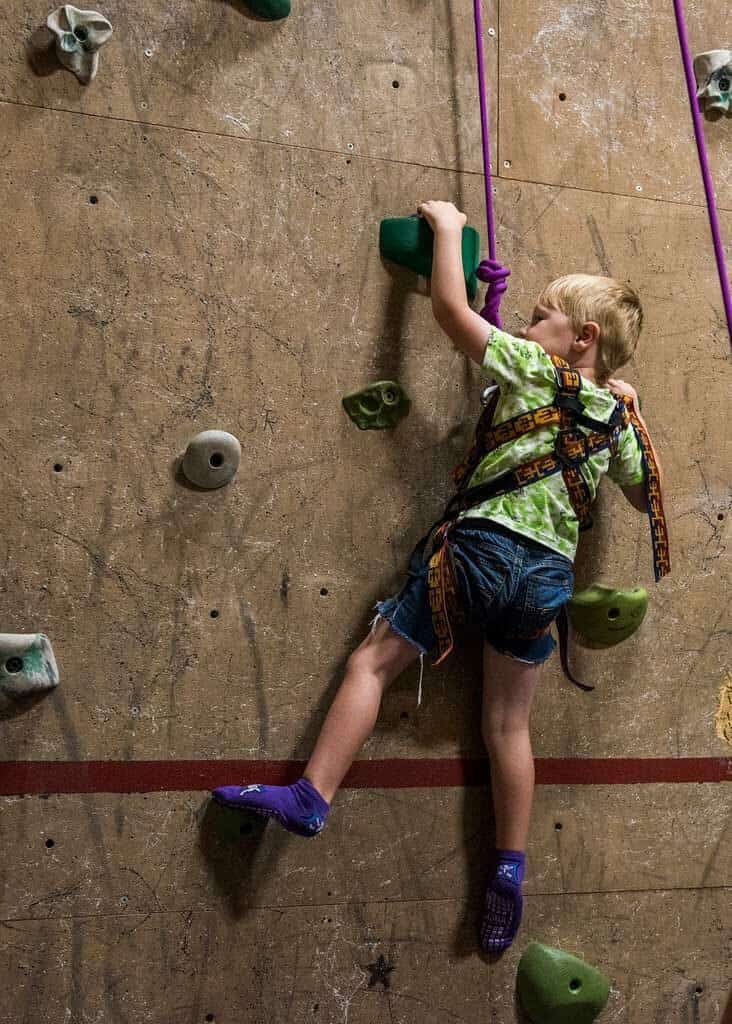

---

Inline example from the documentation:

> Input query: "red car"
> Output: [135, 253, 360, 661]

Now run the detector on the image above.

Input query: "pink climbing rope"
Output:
[671, 0, 732, 344]
[472, 0, 510, 327]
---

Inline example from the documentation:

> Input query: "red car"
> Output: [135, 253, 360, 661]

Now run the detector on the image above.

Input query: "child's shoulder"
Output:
[483, 327, 551, 384]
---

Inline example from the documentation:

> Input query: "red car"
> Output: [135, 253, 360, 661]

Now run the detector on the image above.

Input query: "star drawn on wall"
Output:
[365, 953, 395, 990]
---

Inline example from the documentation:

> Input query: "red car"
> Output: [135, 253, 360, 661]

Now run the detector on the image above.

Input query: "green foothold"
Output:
[342, 381, 410, 430]
[517, 943, 611, 1024]
[245, 0, 291, 19]
[567, 584, 648, 648]
[379, 216, 481, 301]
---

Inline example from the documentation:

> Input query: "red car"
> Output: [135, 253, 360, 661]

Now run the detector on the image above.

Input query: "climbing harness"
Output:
[472, 0, 511, 328]
[671, 0, 732, 343]
[425, 355, 670, 689]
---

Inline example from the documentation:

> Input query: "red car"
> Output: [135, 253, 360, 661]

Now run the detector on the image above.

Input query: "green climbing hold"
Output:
[379, 216, 481, 301]
[517, 943, 611, 1024]
[245, 0, 291, 20]
[568, 584, 648, 648]
[342, 381, 410, 430]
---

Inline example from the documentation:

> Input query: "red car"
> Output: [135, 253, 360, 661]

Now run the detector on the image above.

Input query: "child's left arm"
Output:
[417, 200, 493, 365]
[607, 377, 665, 509]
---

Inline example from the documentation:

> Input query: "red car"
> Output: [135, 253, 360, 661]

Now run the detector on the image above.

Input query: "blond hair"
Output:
[537, 274, 643, 384]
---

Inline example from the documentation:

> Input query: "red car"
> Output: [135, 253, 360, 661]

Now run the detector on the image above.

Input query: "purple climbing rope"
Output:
[671, 0, 732, 343]
[472, 0, 510, 327]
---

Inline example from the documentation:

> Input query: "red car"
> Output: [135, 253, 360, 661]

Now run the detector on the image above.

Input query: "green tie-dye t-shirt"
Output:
[457, 326, 646, 561]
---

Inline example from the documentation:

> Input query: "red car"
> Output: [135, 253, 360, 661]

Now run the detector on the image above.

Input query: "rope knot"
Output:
[476, 259, 511, 287]
[476, 259, 511, 328]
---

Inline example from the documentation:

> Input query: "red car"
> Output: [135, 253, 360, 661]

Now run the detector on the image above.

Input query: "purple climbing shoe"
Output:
[479, 850, 526, 953]
[211, 777, 329, 838]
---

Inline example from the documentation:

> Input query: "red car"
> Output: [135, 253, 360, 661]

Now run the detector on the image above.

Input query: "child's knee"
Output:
[481, 711, 531, 749]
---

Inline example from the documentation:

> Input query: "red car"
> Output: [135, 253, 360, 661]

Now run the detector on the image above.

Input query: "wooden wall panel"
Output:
[500, 0, 732, 206]
[2, 892, 728, 1024]
[0, 787, 728, 922]
[1, 104, 728, 765]
[0, 0, 497, 171]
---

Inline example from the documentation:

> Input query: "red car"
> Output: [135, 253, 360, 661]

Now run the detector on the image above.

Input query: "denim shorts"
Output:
[375, 518, 574, 666]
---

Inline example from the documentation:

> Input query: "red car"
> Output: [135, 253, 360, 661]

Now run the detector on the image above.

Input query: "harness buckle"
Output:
[555, 393, 585, 416]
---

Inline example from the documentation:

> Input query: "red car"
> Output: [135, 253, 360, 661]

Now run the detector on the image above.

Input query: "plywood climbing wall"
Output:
[1, 2, 730, 1022]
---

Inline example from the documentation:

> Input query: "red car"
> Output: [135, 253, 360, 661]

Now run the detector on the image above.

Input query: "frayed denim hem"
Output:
[369, 605, 427, 707]
[487, 639, 556, 667]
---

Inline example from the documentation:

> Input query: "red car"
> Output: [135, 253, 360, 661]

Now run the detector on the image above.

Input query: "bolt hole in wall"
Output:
[45, 838, 54, 848]
[320, 587, 328, 596]
[5, 657, 24, 674]
[717, 512, 725, 521]
[569, 978, 582, 992]
[558, 92, 567, 101]
[554, 822, 563, 830]
[209, 452, 224, 468]
[210, 609, 219, 619]
[89, 195, 98, 204]
[205, 1015, 215, 1022]
[392, 80, 399, 88]
[53, 463, 63, 472]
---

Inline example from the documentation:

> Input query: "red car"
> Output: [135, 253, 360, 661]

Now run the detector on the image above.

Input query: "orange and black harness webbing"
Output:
[426, 356, 670, 685]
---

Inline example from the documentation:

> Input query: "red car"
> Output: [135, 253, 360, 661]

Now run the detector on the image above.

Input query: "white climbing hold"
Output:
[0, 634, 59, 698]
[46, 5, 113, 85]
[181, 430, 241, 489]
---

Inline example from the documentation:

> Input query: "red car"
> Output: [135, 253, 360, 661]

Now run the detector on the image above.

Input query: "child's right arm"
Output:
[417, 200, 494, 365]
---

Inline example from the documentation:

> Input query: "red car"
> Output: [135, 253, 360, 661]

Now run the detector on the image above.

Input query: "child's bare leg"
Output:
[481, 644, 540, 850]
[304, 618, 420, 802]
[479, 643, 541, 952]
[212, 618, 420, 835]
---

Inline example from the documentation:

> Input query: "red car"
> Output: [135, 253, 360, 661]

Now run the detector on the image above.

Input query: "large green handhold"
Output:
[246, 0, 291, 19]
[517, 943, 611, 1024]
[567, 584, 648, 648]
[342, 381, 410, 430]
[379, 216, 481, 301]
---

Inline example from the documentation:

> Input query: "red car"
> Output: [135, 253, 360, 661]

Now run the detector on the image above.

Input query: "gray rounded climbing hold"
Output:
[181, 430, 241, 489]
[0, 634, 59, 698]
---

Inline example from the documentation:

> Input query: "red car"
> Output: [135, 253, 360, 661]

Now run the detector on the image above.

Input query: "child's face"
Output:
[522, 303, 576, 358]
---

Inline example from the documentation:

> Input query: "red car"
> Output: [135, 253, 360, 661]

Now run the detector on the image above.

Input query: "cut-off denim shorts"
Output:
[374, 518, 574, 684]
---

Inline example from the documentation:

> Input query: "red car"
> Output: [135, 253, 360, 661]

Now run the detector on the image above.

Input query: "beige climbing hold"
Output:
[0, 634, 59, 698]
[46, 5, 113, 84]
[715, 672, 732, 747]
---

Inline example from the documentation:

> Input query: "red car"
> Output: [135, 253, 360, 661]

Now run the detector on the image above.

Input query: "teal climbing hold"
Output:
[568, 584, 648, 648]
[245, 0, 291, 20]
[342, 381, 410, 430]
[379, 216, 481, 301]
[517, 943, 611, 1024]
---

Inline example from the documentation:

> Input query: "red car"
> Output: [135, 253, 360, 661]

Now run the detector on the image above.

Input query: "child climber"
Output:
[212, 200, 668, 953]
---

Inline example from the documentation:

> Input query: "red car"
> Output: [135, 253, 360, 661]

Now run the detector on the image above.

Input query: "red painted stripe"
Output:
[0, 757, 729, 795]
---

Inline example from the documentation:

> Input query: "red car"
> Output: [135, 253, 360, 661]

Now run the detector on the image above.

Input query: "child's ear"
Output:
[574, 321, 600, 352]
